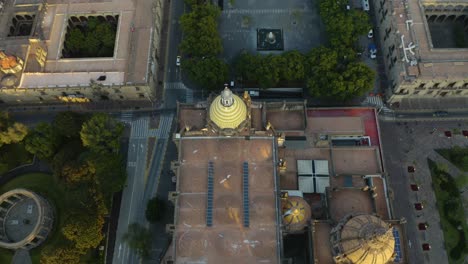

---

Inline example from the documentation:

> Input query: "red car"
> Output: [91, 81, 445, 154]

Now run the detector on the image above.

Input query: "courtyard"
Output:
[380, 120, 468, 264]
[218, 0, 326, 62]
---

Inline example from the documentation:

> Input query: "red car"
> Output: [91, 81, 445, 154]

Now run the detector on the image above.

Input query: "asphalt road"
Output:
[166, 0, 184, 83]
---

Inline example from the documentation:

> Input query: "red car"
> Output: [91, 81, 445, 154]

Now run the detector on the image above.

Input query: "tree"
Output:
[65, 28, 85, 54]
[90, 153, 127, 198]
[24, 122, 61, 160]
[53, 111, 84, 138]
[305, 46, 374, 101]
[145, 197, 166, 223]
[123, 223, 152, 258]
[62, 213, 104, 250]
[40, 246, 83, 264]
[182, 57, 229, 90]
[0, 123, 28, 147]
[80, 113, 124, 154]
[256, 55, 280, 88]
[278, 51, 305, 82]
[51, 140, 85, 177]
[61, 161, 95, 186]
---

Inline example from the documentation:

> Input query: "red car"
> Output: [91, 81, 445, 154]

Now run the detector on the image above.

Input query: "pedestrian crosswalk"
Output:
[165, 82, 194, 104]
[120, 111, 133, 123]
[126, 114, 174, 139]
[186, 89, 193, 104]
[156, 113, 174, 139]
[363, 96, 394, 114]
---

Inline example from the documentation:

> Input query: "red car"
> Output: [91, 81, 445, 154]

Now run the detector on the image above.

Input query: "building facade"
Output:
[0, 0, 165, 104]
[372, 0, 468, 109]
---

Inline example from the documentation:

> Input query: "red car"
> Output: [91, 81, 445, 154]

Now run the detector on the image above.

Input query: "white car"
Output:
[367, 29, 373, 39]
[176, 56, 181, 67]
[370, 49, 377, 59]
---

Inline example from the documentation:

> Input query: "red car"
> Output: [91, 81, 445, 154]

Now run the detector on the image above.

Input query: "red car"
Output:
[415, 203, 424, 210]
[418, 223, 428, 230]
[445, 131, 452, 138]
[422, 243, 431, 251]
[462, 130, 468, 138]
[408, 166, 416, 173]
[411, 184, 420, 191]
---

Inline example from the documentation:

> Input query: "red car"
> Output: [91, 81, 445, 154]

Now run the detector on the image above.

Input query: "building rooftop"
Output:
[173, 137, 280, 263]
[0, 0, 153, 88]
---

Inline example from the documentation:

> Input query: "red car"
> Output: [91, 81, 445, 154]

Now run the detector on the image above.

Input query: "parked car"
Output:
[445, 131, 452, 138]
[418, 223, 428, 230]
[362, 0, 370, 11]
[410, 184, 420, 191]
[367, 29, 373, 39]
[176, 56, 181, 66]
[422, 243, 431, 251]
[433, 111, 448, 117]
[369, 44, 377, 59]
[408, 166, 416, 173]
[414, 203, 424, 210]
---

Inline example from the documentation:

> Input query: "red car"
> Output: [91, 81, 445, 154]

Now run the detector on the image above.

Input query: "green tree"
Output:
[62, 214, 104, 250]
[80, 113, 124, 154]
[0, 123, 28, 147]
[256, 55, 280, 88]
[305, 46, 374, 101]
[53, 111, 85, 138]
[123, 223, 152, 258]
[278, 51, 305, 82]
[65, 28, 85, 53]
[61, 161, 95, 186]
[145, 197, 166, 223]
[182, 57, 229, 90]
[51, 140, 85, 177]
[24, 122, 61, 160]
[90, 153, 127, 198]
[40, 246, 83, 264]
[234, 52, 260, 82]
[95, 23, 116, 48]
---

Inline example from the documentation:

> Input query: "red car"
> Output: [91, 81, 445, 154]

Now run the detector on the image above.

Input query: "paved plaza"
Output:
[219, 0, 326, 62]
[380, 120, 468, 264]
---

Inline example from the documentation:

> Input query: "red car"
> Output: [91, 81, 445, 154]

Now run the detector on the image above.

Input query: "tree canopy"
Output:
[53, 111, 85, 139]
[25, 122, 61, 160]
[0, 112, 28, 147]
[62, 214, 104, 250]
[123, 223, 152, 258]
[182, 57, 229, 90]
[80, 113, 124, 154]
[40, 246, 82, 264]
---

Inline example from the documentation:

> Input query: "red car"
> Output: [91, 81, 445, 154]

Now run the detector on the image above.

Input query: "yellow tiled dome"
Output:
[209, 88, 247, 129]
[282, 196, 311, 232]
[337, 215, 395, 264]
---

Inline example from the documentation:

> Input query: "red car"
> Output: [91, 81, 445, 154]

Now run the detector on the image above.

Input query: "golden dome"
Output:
[335, 215, 395, 264]
[209, 87, 247, 129]
[282, 196, 311, 231]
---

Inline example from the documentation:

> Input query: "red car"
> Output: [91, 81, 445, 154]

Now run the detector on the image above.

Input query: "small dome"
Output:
[333, 215, 395, 264]
[209, 87, 247, 129]
[1, 74, 18, 87]
[282, 196, 311, 232]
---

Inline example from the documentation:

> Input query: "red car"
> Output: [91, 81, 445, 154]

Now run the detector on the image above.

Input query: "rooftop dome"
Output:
[282, 196, 311, 232]
[332, 215, 395, 264]
[209, 87, 247, 129]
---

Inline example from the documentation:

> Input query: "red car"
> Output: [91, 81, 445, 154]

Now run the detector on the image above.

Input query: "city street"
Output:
[380, 119, 468, 264]
[112, 112, 174, 264]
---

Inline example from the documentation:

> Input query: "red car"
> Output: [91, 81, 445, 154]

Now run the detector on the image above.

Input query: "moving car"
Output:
[410, 184, 420, 191]
[362, 0, 370, 11]
[367, 29, 373, 39]
[369, 44, 377, 59]
[407, 166, 416, 173]
[414, 203, 424, 210]
[176, 56, 181, 67]
[445, 131, 452, 138]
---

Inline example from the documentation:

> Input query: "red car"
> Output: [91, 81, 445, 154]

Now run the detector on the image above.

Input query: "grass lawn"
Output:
[428, 160, 468, 264]
[0, 248, 13, 263]
[436, 147, 468, 172]
[0, 173, 98, 263]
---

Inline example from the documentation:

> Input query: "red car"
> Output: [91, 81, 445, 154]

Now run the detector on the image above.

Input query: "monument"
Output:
[257, 28, 284, 50]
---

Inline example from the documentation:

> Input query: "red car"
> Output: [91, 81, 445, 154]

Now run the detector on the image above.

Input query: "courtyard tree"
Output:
[65, 28, 85, 54]
[182, 57, 229, 90]
[123, 223, 152, 258]
[24, 122, 61, 160]
[80, 113, 124, 154]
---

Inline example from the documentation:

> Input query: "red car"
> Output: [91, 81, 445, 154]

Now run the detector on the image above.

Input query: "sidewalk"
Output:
[1, 100, 156, 113]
